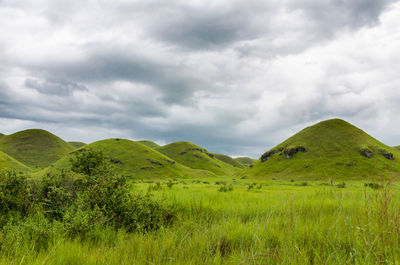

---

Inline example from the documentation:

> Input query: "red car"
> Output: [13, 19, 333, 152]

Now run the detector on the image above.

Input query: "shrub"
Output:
[336, 182, 346, 188]
[218, 184, 233, 192]
[364, 182, 383, 189]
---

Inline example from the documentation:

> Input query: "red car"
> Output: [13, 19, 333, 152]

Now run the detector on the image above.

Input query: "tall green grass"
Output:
[1, 179, 400, 264]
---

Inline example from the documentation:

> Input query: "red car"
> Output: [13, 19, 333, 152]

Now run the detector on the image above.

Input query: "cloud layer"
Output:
[0, 0, 400, 157]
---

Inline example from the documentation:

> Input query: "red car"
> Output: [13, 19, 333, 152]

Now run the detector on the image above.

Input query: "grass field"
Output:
[1, 177, 399, 265]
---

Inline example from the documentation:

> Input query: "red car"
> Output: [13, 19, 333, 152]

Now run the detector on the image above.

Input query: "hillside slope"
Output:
[213, 153, 244, 168]
[68, 142, 86, 149]
[0, 133, 4, 140]
[243, 119, 400, 180]
[137, 140, 160, 149]
[234, 157, 256, 166]
[0, 129, 75, 169]
[0, 151, 29, 173]
[45, 139, 212, 179]
[157, 141, 241, 176]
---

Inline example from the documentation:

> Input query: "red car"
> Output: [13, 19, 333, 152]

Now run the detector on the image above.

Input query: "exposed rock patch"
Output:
[260, 147, 283, 162]
[284, 146, 307, 159]
[109, 158, 123, 165]
[379, 150, 394, 160]
[147, 159, 162, 166]
[360, 148, 373, 158]
[261, 146, 306, 161]
[162, 158, 175, 164]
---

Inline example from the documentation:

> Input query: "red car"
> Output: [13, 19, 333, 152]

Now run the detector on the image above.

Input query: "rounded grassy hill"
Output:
[45, 139, 212, 179]
[157, 141, 241, 176]
[0, 129, 75, 169]
[243, 119, 400, 180]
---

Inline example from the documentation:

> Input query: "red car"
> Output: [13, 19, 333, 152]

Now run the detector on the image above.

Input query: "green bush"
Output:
[0, 149, 178, 253]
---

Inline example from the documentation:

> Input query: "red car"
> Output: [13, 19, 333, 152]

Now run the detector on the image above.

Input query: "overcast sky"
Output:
[1, 0, 400, 157]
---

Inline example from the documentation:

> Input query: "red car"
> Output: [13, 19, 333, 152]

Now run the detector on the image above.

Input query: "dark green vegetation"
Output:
[244, 119, 400, 180]
[234, 156, 256, 166]
[394, 146, 400, 151]
[0, 150, 175, 263]
[157, 141, 241, 176]
[68, 141, 86, 149]
[46, 139, 212, 179]
[0, 129, 74, 169]
[137, 140, 161, 149]
[0, 133, 4, 139]
[213, 153, 244, 168]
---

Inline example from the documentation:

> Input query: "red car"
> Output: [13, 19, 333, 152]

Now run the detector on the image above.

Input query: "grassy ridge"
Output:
[138, 140, 161, 149]
[0, 151, 29, 172]
[213, 153, 244, 168]
[68, 141, 86, 149]
[0, 133, 4, 139]
[234, 157, 256, 166]
[244, 119, 400, 180]
[157, 141, 241, 176]
[0, 129, 74, 169]
[45, 139, 213, 179]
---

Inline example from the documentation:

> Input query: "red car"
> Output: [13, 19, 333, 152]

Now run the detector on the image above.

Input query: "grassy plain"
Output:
[2, 177, 400, 265]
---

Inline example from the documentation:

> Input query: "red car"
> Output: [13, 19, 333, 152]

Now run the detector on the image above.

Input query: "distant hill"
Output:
[234, 157, 256, 166]
[213, 153, 244, 168]
[137, 140, 160, 149]
[394, 146, 400, 151]
[243, 119, 400, 180]
[0, 133, 4, 139]
[68, 142, 86, 149]
[0, 129, 75, 168]
[0, 150, 29, 173]
[157, 141, 241, 176]
[45, 139, 212, 179]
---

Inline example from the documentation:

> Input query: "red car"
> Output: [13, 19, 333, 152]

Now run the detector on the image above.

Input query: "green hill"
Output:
[45, 139, 212, 179]
[68, 141, 86, 149]
[0, 150, 29, 173]
[157, 141, 241, 176]
[0, 129, 75, 169]
[0, 133, 4, 139]
[137, 140, 160, 149]
[213, 153, 244, 168]
[234, 157, 256, 166]
[243, 119, 400, 180]
[394, 146, 400, 151]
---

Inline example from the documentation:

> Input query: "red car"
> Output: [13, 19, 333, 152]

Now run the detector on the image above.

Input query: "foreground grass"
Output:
[2, 179, 400, 265]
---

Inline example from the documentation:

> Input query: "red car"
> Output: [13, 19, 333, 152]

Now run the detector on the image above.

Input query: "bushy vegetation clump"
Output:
[0, 150, 177, 257]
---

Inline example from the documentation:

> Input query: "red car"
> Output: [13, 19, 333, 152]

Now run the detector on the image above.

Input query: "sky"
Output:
[0, 0, 400, 158]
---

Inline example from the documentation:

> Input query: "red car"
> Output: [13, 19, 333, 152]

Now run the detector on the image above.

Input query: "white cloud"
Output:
[0, 0, 399, 157]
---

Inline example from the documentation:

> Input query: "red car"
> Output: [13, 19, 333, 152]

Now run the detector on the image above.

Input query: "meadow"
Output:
[1, 174, 399, 265]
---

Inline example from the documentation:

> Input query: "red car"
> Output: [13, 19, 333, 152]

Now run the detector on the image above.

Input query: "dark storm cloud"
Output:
[143, 0, 396, 52]
[24, 78, 87, 96]
[26, 50, 207, 105]
[0, 0, 400, 157]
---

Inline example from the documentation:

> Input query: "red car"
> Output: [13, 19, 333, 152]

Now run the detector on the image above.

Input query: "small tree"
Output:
[70, 149, 111, 176]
